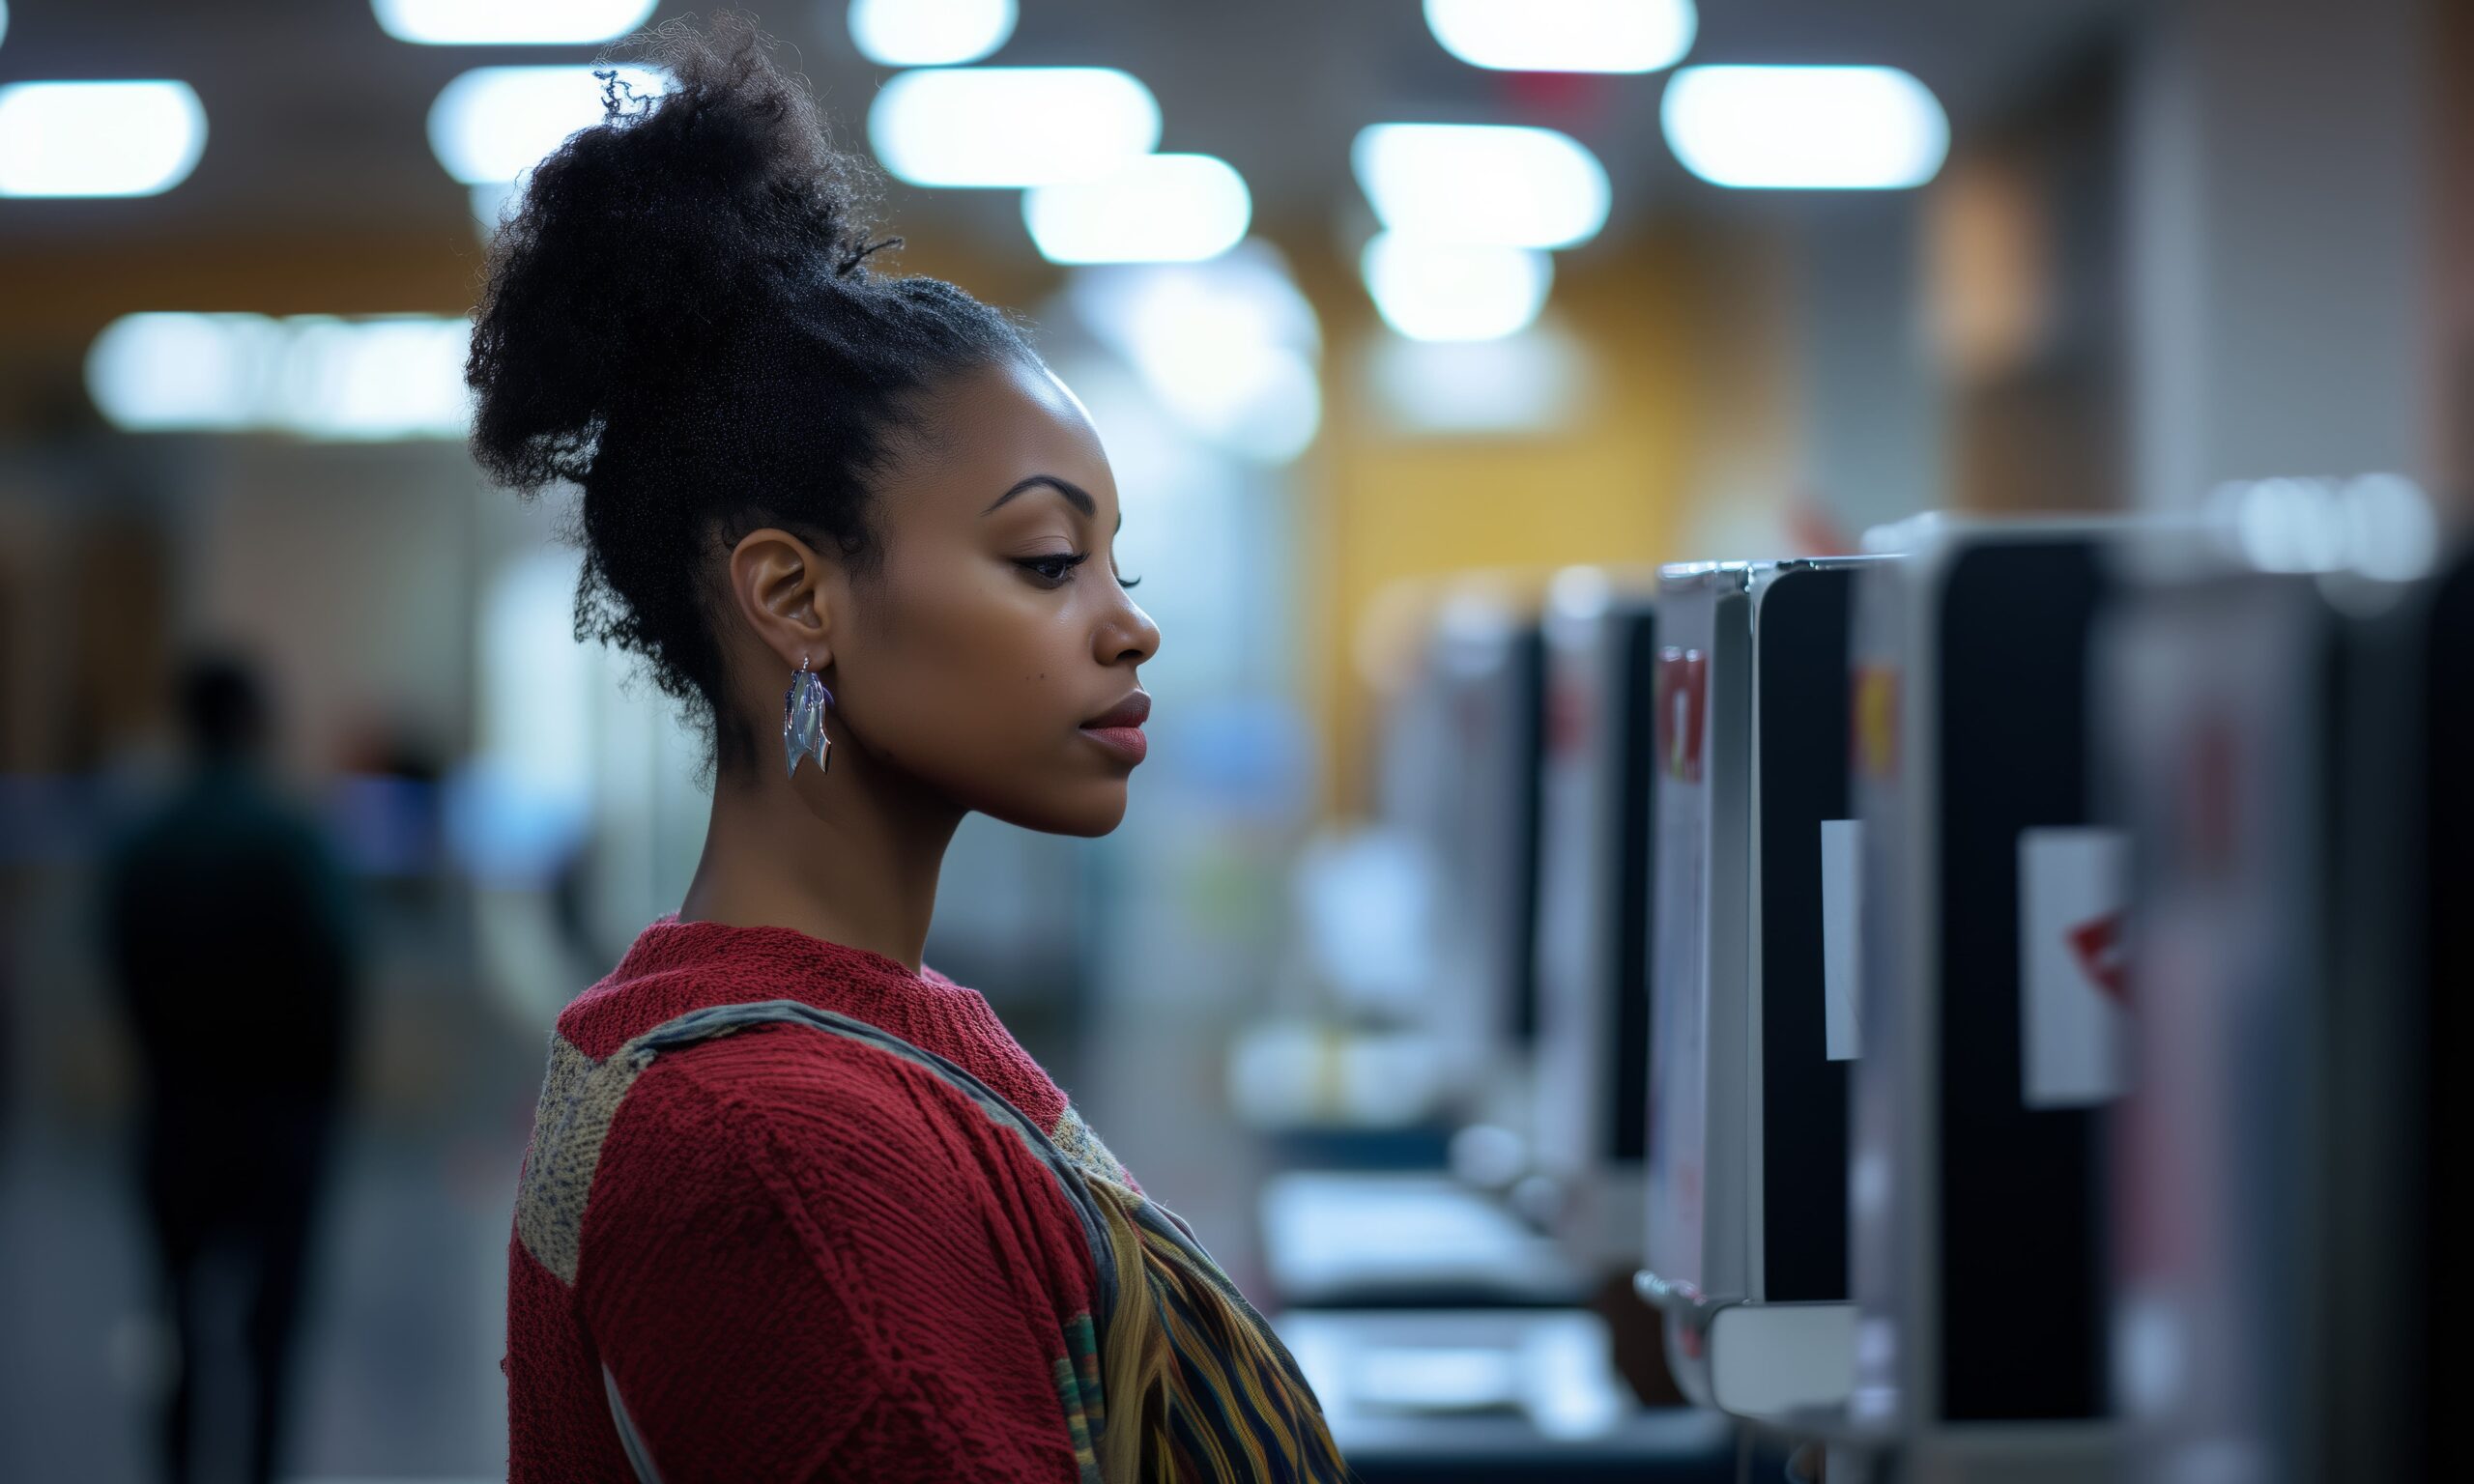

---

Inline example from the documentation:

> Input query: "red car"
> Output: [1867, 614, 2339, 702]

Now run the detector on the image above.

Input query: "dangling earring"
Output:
[783, 655, 834, 781]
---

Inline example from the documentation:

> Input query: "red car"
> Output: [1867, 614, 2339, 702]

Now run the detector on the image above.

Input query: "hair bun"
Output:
[465, 14, 880, 495]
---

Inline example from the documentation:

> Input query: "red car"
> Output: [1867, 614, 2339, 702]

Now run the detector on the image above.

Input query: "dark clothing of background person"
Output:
[101, 756, 359, 1484]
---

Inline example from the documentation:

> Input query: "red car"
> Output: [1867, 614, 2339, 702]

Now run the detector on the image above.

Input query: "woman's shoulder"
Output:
[626, 1017, 1104, 1233]
[623, 1017, 992, 1151]
[520, 1010, 1083, 1284]
[594, 1028, 1102, 1305]
[551, 959, 738, 1060]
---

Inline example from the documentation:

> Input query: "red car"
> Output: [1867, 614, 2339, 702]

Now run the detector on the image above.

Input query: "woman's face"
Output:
[812, 355, 1162, 836]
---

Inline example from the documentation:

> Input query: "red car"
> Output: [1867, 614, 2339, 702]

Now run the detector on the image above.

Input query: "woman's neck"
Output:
[676, 750, 962, 974]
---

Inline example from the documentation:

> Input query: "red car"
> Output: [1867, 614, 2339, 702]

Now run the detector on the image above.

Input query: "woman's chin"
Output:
[974, 775, 1131, 839]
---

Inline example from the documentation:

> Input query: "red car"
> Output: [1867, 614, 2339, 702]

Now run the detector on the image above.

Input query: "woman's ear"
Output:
[726, 527, 841, 672]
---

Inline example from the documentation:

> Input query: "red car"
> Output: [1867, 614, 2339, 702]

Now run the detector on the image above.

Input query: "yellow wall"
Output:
[1290, 230, 1717, 818]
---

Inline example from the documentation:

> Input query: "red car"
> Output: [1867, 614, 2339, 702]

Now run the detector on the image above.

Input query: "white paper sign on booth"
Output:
[2018, 827, 2129, 1108]
[1820, 818, 1863, 1063]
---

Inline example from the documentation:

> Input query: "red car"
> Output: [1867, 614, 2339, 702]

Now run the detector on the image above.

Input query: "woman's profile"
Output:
[467, 17, 1344, 1481]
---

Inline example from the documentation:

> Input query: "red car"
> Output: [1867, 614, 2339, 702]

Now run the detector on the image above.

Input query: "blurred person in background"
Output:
[476, 18, 1341, 1483]
[99, 652, 360, 1484]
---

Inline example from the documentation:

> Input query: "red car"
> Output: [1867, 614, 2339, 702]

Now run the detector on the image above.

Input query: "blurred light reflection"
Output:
[1424, 0, 1695, 75]
[85, 313, 472, 440]
[869, 67, 1158, 187]
[1352, 123, 1611, 249]
[427, 64, 668, 186]
[848, 0, 1016, 67]
[1025, 154, 1251, 264]
[0, 81, 206, 198]
[373, 0, 656, 45]
[1661, 65, 1949, 189]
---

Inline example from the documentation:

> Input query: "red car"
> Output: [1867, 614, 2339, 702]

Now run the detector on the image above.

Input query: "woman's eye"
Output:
[1018, 552, 1089, 586]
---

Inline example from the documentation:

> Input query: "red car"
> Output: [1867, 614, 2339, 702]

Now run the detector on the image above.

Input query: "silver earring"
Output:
[784, 655, 833, 781]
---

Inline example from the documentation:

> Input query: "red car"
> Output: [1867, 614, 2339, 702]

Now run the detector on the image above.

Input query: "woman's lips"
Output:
[1080, 724, 1147, 764]
[1080, 690, 1150, 765]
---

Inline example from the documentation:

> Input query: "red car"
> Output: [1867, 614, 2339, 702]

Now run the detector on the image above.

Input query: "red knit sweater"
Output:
[504, 914, 1142, 1483]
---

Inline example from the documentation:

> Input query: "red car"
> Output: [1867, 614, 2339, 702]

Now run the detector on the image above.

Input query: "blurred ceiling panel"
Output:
[0, 0, 2131, 250]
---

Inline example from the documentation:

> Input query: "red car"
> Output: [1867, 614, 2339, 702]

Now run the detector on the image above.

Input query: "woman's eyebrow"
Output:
[982, 475, 1095, 518]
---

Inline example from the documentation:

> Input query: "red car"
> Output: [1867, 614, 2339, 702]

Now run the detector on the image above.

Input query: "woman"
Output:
[471, 20, 1344, 1483]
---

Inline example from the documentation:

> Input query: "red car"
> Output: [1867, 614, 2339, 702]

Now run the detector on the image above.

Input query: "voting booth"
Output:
[1635, 557, 1873, 1419]
[1366, 590, 1549, 1112]
[1840, 521, 2128, 1480]
[2101, 547, 2464, 1484]
[1529, 569, 1658, 1272]
[1424, 595, 1549, 1122]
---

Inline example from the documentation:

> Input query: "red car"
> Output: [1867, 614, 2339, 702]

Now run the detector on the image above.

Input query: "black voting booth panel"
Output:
[1366, 602, 1532, 1107]
[2105, 552, 2462, 1484]
[1637, 559, 1865, 1419]
[2428, 556, 2468, 1483]
[1845, 524, 2124, 1475]
[1531, 582, 1658, 1271]
[1752, 565, 1863, 1308]
[1427, 607, 1550, 1101]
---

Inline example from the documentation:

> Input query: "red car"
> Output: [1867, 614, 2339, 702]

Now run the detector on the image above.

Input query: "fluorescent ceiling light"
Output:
[0, 81, 207, 198]
[1025, 154, 1251, 265]
[280, 315, 474, 441]
[86, 312, 473, 440]
[1352, 124, 1609, 249]
[849, 0, 1016, 67]
[1424, 0, 1694, 74]
[373, 0, 655, 44]
[427, 65, 667, 186]
[1661, 65, 1949, 189]
[869, 67, 1158, 187]
[1362, 232, 1552, 342]
[87, 314, 283, 431]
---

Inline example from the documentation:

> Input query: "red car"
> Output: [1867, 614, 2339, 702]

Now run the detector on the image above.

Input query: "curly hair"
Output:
[465, 14, 1032, 779]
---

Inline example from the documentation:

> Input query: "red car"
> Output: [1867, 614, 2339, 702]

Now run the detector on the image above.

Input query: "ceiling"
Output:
[0, 0, 2136, 259]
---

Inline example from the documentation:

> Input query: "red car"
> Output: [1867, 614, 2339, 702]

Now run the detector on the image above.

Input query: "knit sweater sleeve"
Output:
[574, 1028, 1094, 1484]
